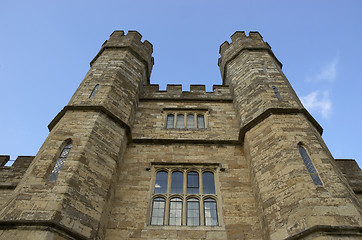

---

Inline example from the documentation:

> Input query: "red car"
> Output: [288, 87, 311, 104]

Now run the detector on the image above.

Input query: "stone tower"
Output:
[0, 31, 361, 240]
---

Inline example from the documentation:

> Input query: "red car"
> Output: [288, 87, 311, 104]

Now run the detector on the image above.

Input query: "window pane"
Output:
[155, 171, 168, 193]
[197, 115, 205, 128]
[166, 114, 174, 128]
[298, 146, 323, 186]
[176, 114, 184, 128]
[204, 198, 218, 226]
[187, 171, 199, 194]
[151, 198, 165, 225]
[187, 114, 195, 128]
[48, 141, 72, 182]
[272, 86, 282, 100]
[171, 171, 183, 194]
[203, 172, 215, 194]
[169, 198, 182, 226]
[187, 198, 200, 226]
[89, 84, 99, 99]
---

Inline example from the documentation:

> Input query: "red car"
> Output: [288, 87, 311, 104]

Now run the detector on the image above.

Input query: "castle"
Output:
[0, 31, 361, 240]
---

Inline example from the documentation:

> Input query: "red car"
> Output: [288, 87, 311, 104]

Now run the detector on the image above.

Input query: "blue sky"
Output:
[0, 1, 361, 167]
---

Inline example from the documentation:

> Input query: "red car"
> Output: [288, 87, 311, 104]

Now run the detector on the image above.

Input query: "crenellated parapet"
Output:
[218, 31, 281, 85]
[0, 156, 34, 189]
[140, 84, 232, 101]
[91, 31, 154, 83]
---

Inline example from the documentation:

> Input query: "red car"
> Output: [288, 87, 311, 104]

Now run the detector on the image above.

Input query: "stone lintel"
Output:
[132, 138, 239, 145]
[239, 108, 323, 144]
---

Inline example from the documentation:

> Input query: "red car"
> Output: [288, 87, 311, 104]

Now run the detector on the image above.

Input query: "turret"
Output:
[0, 31, 153, 240]
[219, 31, 362, 239]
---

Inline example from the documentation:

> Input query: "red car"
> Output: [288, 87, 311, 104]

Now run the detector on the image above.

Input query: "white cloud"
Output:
[300, 90, 332, 118]
[306, 54, 339, 82]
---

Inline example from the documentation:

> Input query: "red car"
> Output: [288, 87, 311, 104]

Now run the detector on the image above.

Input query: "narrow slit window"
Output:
[169, 198, 182, 226]
[176, 114, 184, 128]
[171, 171, 183, 194]
[187, 198, 200, 226]
[89, 84, 99, 99]
[48, 141, 72, 182]
[262, 64, 268, 73]
[204, 198, 218, 226]
[187, 114, 195, 128]
[272, 86, 282, 100]
[197, 115, 205, 128]
[187, 171, 199, 194]
[298, 145, 323, 186]
[166, 114, 174, 128]
[151, 197, 165, 225]
[154, 171, 168, 193]
[202, 172, 215, 194]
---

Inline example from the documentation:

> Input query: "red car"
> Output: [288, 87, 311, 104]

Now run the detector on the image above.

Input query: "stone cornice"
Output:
[239, 108, 323, 144]
[48, 105, 132, 142]
[284, 225, 362, 240]
[0, 220, 88, 240]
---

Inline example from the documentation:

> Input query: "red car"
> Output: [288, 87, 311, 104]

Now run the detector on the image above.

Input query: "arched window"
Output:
[166, 114, 174, 128]
[48, 141, 72, 182]
[176, 114, 184, 128]
[187, 171, 199, 194]
[197, 115, 205, 128]
[202, 172, 215, 194]
[204, 198, 218, 226]
[272, 86, 282, 100]
[298, 145, 323, 186]
[187, 198, 200, 226]
[150, 197, 165, 225]
[89, 84, 99, 99]
[154, 171, 168, 193]
[169, 198, 182, 225]
[171, 171, 183, 193]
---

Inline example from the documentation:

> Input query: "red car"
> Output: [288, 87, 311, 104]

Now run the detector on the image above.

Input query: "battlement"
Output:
[218, 31, 282, 83]
[140, 84, 233, 101]
[90, 30, 154, 80]
[0, 155, 34, 189]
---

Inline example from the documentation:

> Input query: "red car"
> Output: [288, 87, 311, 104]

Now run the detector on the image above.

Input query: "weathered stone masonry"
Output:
[0, 31, 361, 240]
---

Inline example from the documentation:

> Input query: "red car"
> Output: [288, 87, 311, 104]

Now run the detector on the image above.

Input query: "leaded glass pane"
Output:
[171, 171, 183, 194]
[48, 141, 72, 182]
[60, 148, 70, 158]
[204, 198, 218, 226]
[151, 198, 165, 225]
[203, 172, 215, 194]
[187, 198, 200, 226]
[154, 171, 168, 193]
[169, 198, 182, 226]
[187, 171, 199, 194]
[166, 114, 174, 128]
[299, 146, 323, 186]
[187, 114, 195, 128]
[176, 114, 184, 128]
[197, 115, 205, 128]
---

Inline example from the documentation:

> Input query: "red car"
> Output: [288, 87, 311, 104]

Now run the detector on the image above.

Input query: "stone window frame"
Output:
[298, 143, 323, 186]
[163, 108, 209, 130]
[147, 162, 223, 228]
[48, 140, 72, 182]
